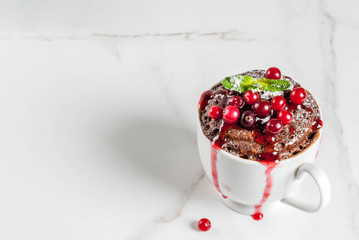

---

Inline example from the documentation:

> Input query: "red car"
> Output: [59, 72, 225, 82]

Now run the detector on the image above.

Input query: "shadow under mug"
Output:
[197, 119, 331, 217]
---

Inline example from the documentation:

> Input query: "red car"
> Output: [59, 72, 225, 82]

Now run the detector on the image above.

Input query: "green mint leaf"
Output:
[238, 75, 254, 89]
[221, 77, 233, 89]
[221, 75, 290, 93]
[222, 76, 246, 92]
[236, 85, 246, 93]
[257, 78, 290, 91]
[248, 83, 261, 92]
[238, 75, 254, 85]
[238, 75, 261, 92]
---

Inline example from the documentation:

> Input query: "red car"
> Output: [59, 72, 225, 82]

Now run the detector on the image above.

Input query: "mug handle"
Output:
[281, 163, 331, 212]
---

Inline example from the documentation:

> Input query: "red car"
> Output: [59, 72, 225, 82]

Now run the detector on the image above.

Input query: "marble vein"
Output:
[0, 30, 260, 42]
[156, 172, 205, 223]
[319, 0, 359, 238]
[93, 30, 260, 41]
[126, 173, 205, 240]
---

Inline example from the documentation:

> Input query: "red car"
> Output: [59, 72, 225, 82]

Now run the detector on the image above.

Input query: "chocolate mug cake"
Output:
[197, 67, 325, 220]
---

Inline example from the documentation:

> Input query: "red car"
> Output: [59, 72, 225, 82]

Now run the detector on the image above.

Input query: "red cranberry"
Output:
[209, 106, 223, 119]
[223, 106, 240, 124]
[265, 67, 281, 80]
[227, 95, 244, 108]
[240, 110, 256, 128]
[198, 218, 211, 231]
[265, 118, 283, 135]
[243, 90, 259, 105]
[253, 100, 272, 118]
[312, 118, 323, 131]
[271, 96, 286, 111]
[290, 87, 306, 105]
[277, 110, 293, 125]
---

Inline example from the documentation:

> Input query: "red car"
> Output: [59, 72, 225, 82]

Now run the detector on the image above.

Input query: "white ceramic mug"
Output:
[197, 118, 331, 217]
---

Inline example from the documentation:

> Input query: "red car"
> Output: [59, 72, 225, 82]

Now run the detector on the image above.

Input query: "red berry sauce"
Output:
[251, 160, 278, 220]
[198, 90, 213, 110]
[251, 126, 281, 220]
[211, 122, 239, 198]
[211, 143, 226, 198]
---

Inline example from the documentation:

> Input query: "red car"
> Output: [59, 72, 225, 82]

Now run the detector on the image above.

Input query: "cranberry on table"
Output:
[277, 110, 293, 125]
[252, 212, 263, 221]
[253, 100, 272, 118]
[243, 90, 259, 105]
[271, 96, 286, 111]
[227, 95, 244, 108]
[223, 106, 240, 124]
[209, 106, 223, 119]
[290, 87, 307, 105]
[240, 110, 256, 128]
[198, 218, 211, 232]
[265, 118, 284, 135]
[265, 67, 281, 80]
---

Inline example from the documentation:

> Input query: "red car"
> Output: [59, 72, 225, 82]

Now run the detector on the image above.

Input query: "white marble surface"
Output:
[0, 0, 358, 239]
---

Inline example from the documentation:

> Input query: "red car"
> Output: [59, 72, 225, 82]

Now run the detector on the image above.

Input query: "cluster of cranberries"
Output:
[208, 67, 307, 135]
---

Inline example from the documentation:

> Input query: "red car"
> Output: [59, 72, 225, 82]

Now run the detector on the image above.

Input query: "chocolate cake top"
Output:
[198, 68, 322, 161]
